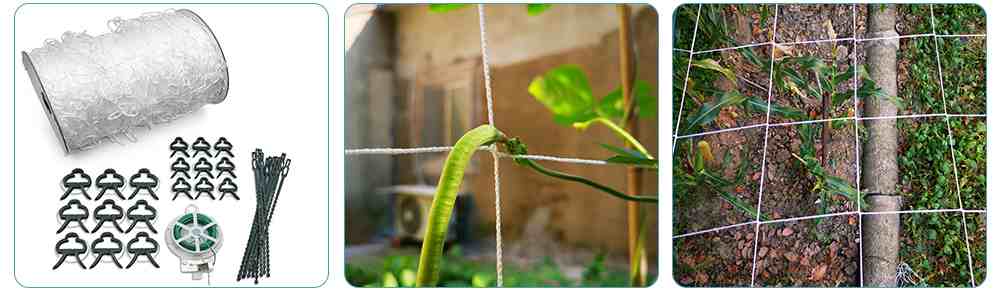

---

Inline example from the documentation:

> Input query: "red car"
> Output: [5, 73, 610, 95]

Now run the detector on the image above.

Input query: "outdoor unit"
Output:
[387, 185, 473, 243]
[394, 191, 430, 240]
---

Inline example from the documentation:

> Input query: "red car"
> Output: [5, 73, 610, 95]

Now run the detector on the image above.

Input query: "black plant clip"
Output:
[219, 178, 240, 200]
[171, 158, 192, 179]
[127, 168, 159, 200]
[94, 169, 126, 200]
[170, 137, 190, 158]
[57, 199, 90, 233]
[53, 232, 88, 270]
[93, 199, 125, 233]
[89, 232, 124, 269]
[126, 232, 160, 269]
[192, 137, 212, 158]
[216, 157, 237, 179]
[171, 179, 194, 200]
[193, 157, 215, 179]
[125, 199, 158, 233]
[214, 137, 234, 158]
[194, 177, 217, 200]
[60, 168, 92, 200]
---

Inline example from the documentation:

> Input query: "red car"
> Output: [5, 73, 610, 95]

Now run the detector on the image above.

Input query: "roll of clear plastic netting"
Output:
[22, 9, 229, 154]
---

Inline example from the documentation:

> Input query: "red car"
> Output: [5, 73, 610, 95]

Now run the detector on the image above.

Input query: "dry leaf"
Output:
[824, 19, 836, 40]
[781, 227, 794, 236]
[811, 264, 829, 281]
[773, 43, 795, 59]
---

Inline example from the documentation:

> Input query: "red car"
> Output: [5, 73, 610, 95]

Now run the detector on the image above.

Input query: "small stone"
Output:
[781, 227, 794, 236]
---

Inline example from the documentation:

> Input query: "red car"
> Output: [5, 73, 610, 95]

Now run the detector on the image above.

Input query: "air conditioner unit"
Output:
[385, 185, 473, 243]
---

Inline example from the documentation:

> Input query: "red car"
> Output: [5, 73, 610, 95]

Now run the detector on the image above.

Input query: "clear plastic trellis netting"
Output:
[672, 4, 985, 287]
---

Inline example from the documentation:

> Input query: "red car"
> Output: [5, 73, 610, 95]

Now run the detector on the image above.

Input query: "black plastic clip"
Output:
[194, 177, 216, 200]
[219, 178, 240, 200]
[126, 232, 160, 269]
[214, 137, 234, 158]
[193, 157, 215, 179]
[60, 168, 92, 200]
[171, 179, 194, 200]
[53, 232, 87, 270]
[216, 157, 236, 179]
[93, 199, 125, 233]
[94, 169, 126, 200]
[170, 137, 190, 158]
[192, 137, 212, 158]
[89, 232, 123, 269]
[57, 199, 90, 233]
[127, 168, 159, 200]
[170, 158, 192, 179]
[125, 200, 158, 233]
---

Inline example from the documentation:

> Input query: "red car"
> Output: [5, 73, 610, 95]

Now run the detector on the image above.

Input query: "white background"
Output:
[9, 4, 328, 287]
[0, 0, 997, 297]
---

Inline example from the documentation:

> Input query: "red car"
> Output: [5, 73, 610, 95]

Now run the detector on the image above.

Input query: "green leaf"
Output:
[691, 58, 737, 84]
[745, 97, 807, 121]
[686, 91, 748, 130]
[596, 80, 657, 120]
[526, 4, 552, 15]
[600, 143, 645, 159]
[429, 4, 470, 13]
[528, 65, 598, 125]
[607, 155, 658, 167]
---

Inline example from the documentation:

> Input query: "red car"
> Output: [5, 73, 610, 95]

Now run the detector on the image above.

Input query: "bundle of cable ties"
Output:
[238, 149, 291, 284]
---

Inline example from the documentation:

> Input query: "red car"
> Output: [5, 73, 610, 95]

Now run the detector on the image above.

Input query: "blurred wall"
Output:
[345, 11, 397, 244]
[387, 4, 660, 259]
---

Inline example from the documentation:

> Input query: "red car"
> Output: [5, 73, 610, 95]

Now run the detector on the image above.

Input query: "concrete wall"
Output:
[345, 11, 397, 244]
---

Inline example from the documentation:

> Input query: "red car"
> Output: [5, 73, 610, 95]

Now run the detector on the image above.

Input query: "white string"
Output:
[673, 208, 984, 239]
[930, 4, 977, 287]
[851, 4, 865, 286]
[671, 4, 701, 154]
[749, 4, 779, 286]
[476, 4, 503, 287]
[675, 112, 985, 140]
[676, 4, 985, 287]
[345, 147, 639, 167]
[687, 33, 987, 56]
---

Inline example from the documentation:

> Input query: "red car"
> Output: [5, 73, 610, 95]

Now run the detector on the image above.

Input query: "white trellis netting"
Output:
[345, 5, 658, 287]
[672, 4, 985, 287]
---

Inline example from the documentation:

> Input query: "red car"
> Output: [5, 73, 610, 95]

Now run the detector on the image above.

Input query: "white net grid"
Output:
[671, 4, 985, 287]
[344, 4, 659, 287]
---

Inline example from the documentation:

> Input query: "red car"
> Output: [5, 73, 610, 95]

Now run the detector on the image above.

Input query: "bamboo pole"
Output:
[617, 4, 647, 287]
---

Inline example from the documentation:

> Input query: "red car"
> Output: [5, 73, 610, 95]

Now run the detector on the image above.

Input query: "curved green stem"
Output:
[520, 158, 657, 203]
[416, 125, 502, 287]
[574, 118, 652, 158]
[502, 137, 657, 203]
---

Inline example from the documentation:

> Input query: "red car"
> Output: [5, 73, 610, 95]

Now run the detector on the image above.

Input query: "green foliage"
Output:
[529, 65, 655, 126]
[673, 139, 761, 221]
[938, 37, 986, 114]
[430, 4, 552, 16]
[933, 4, 985, 35]
[526, 4, 552, 16]
[951, 118, 986, 210]
[790, 124, 861, 216]
[601, 143, 657, 168]
[898, 120, 958, 210]
[347, 248, 638, 287]
[900, 213, 970, 287]
[428, 4, 470, 13]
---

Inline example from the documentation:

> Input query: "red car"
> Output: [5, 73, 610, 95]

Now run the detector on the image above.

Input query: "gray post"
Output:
[862, 4, 901, 288]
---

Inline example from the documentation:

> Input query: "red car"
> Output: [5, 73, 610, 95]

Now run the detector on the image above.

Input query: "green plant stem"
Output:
[416, 125, 503, 287]
[517, 157, 657, 203]
[574, 118, 652, 158]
